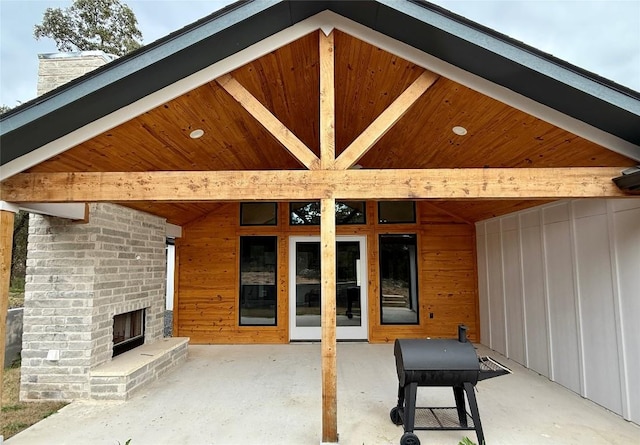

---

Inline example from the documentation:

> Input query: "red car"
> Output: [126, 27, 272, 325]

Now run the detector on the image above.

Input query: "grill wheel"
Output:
[390, 407, 403, 425]
[400, 432, 420, 445]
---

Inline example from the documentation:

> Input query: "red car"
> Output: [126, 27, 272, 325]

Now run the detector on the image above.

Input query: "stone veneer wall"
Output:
[37, 51, 115, 96]
[21, 203, 166, 400]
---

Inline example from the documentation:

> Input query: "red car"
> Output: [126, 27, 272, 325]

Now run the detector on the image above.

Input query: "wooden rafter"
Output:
[334, 70, 439, 170]
[2, 168, 627, 202]
[216, 74, 320, 170]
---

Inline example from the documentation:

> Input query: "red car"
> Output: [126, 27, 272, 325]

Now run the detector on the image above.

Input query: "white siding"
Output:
[611, 200, 640, 424]
[486, 220, 506, 354]
[476, 227, 491, 345]
[476, 198, 640, 424]
[502, 223, 525, 364]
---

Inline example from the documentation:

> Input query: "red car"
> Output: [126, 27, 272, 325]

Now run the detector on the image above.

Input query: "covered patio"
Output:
[5, 343, 639, 445]
[1, 1, 639, 443]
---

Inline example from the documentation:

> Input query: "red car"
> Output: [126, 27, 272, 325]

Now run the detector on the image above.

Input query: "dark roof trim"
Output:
[2, 0, 639, 168]
[613, 167, 640, 194]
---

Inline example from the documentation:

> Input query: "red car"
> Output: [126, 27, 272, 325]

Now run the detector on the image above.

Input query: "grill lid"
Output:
[394, 338, 480, 372]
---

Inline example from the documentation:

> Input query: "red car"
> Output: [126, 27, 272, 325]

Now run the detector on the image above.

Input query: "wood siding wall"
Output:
[174, 202, 478, 344]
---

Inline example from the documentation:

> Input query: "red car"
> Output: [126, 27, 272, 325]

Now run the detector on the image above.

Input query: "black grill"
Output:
[390, 325, 510, 445]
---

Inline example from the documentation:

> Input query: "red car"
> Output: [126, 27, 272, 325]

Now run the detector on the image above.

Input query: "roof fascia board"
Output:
[0, 0, 283, 136]
[0, 0, 318, 168]
[2, 9, 638, 182]
[323, 11, 640, 162]
[375, 0, 640, 115]
[2, 0, 639, 179]
[0, 11, 332, 181]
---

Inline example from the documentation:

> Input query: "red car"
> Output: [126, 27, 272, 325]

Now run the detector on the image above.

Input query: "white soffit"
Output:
[18, 203, 87, 220]
[2, 10, 638, 182]
[0, 201, 20, 213]
[166, 223, 182, 238]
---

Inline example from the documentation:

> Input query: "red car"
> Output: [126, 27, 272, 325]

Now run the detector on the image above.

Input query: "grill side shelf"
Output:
[477, 356, 512, 381]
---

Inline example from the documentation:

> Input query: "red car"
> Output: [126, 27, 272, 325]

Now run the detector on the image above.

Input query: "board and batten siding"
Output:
[476, 198, 640, 424]
[174, 202, 479, 344]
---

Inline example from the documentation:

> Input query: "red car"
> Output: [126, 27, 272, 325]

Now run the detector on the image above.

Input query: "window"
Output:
[241, 203, 277, 226]
[239, 236, 277, 326]
[379, 234, 419, 324]
[290, 201, 366, 225]
[378, 201, 416, 224]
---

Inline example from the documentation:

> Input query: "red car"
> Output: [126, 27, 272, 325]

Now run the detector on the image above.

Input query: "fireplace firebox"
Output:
[113, 309, 145, 357]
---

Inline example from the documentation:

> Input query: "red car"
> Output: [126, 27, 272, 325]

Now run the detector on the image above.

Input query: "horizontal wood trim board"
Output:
[3, 168, 627, 202]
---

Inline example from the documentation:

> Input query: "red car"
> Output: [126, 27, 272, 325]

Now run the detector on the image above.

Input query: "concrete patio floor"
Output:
[5, 343, 639, 445]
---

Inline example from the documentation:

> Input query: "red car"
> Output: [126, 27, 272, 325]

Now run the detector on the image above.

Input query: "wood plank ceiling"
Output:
[25, 30, 636, 226]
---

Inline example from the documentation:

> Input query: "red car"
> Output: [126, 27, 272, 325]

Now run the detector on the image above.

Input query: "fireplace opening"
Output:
[113, 309, 145, 357]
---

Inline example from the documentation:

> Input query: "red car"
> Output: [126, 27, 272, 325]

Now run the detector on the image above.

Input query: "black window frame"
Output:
[238, 236, 278, 327]
[378, 234, 420, 325]
[289, 201, 367, 225]
[378, 201, 416, 224]
[240, 202, 278, 226]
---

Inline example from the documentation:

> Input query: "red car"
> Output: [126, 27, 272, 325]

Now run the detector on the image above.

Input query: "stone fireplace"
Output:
[20, 203, 185, 401]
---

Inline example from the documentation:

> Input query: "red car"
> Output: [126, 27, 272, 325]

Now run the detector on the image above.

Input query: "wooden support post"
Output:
[319, 27, 338, 443]
[0, 207, 17, 405]
[320, 197, 337, 443]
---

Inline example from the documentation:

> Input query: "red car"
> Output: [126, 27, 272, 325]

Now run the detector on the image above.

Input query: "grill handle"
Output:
[458, 324, 468, 343]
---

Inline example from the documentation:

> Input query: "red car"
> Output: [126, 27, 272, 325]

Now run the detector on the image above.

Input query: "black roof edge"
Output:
[407, 0, 640, 102]
[613, 168, 640, 194]
[1, 0, 639, 168]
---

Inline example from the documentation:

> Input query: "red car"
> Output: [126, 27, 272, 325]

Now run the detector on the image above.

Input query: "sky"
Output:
[0, 0, 639, 109]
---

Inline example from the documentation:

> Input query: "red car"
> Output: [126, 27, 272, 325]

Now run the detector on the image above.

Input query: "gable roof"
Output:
[1, 0, 638, 224]
[1, 0, 639, 173]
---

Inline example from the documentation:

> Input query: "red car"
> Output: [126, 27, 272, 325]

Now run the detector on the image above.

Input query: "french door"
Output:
[289, 236, 368, 340]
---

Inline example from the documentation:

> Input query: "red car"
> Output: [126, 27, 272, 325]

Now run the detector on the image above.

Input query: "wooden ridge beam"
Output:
[216, 74, 320, 170]
[1, 168, 628, 202]
[334, 70, 439, 170]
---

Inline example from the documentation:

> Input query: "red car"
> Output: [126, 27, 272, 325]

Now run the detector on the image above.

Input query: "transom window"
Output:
[290, 201, 366, 225]
[378, 201, 416, 224]
[240, 202, 277, 226]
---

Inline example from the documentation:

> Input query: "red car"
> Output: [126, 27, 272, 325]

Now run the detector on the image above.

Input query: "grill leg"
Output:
[464, 382, 484, 445]
[396, 384, 405, 409]
[402, 382, 418, 433]
[453, 384, 467, 427]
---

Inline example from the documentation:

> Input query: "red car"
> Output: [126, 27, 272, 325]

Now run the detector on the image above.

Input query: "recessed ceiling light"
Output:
[189, 129, 204, 139]
[452, 126, 468, 136]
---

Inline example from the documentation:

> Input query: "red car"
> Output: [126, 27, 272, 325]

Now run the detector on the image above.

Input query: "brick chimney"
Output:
[37, 51, 117, 96]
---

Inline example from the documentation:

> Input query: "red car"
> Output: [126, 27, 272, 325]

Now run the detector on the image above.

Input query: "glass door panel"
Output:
[289, 236, 368, 340]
